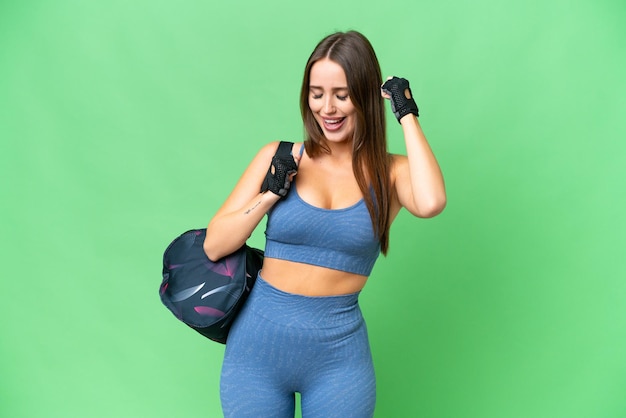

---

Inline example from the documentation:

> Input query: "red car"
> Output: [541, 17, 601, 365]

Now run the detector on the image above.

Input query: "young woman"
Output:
[204, 30, 446, 418]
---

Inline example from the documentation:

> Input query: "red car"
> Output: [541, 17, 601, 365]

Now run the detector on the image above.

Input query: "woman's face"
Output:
[308, 58, 356, 143]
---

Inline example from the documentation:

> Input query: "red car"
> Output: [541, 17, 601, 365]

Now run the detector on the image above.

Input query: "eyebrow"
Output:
[309, 85, 349, 91]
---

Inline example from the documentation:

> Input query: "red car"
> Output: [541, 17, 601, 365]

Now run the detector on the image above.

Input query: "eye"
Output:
[311, 93, 322, 99]
[336, 95, 348, 101]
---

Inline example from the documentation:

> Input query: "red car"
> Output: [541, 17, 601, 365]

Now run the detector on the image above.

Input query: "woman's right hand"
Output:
[260, 152, 299, 198]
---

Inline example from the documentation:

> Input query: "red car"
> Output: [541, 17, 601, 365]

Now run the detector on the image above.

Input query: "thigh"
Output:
[220, 371, 294, 418]
[300, 323, 376, 418]
[220, 293, 296, 418]
[302, 366, 376, 418]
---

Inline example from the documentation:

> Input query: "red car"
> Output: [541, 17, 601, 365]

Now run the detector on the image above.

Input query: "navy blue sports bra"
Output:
[264, 180, 381, 276]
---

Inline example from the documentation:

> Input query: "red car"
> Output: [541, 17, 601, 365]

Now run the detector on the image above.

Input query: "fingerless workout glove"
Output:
[260, 154, 298, 198]
[381, 76, 419, 123]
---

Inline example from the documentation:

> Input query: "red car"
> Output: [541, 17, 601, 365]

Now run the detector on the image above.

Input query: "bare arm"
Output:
[382, 77, 446, 218]
[203, 141, 285, 261]
[392, 115, 446, 218]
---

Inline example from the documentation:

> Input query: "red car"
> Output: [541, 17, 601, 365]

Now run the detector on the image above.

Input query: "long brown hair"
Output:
[299, 31, 391, 254]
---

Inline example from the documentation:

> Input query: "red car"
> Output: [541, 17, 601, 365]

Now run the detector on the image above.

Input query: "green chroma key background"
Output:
[1, 0, 624, 417]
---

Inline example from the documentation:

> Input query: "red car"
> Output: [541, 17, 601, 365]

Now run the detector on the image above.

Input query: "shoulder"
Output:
[385, 153, 407, 219]
[388, 153, 408, 182]
[257, 141, 282, 158]
[249, 141, 286, 166]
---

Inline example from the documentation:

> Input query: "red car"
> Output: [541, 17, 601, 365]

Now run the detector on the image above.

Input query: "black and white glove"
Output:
[260, 154, 298, 198]
[381, 76, 419, 123]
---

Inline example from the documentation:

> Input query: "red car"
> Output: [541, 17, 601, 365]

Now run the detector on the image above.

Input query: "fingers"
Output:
[381, 76, 395, 99]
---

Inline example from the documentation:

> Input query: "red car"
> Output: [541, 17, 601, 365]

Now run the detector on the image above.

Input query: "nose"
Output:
[323, 97, 336, 114]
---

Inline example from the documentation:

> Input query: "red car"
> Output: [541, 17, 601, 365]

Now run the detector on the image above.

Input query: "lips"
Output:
[322, 117, 346, 132]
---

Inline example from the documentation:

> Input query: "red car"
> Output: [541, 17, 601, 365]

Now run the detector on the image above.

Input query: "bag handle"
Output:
[276, 140, 294, 157]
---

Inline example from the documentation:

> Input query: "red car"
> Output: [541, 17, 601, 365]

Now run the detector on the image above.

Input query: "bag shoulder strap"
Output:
[276, 141, 294, 157]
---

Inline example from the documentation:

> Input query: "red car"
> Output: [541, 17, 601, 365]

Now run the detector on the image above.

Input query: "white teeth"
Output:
[324, 119, 342, 124]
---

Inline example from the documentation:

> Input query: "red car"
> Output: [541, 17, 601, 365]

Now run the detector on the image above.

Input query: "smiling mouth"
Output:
[322, 117, 346, 131]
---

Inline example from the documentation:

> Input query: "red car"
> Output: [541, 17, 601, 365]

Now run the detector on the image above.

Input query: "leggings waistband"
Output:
[248, 273, 362, 327]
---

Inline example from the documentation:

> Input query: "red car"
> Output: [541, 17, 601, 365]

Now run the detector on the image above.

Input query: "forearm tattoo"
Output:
[244, 200, 262, 215]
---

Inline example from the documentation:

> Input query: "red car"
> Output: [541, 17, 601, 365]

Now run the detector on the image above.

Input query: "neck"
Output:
[324, 139, 353, 160]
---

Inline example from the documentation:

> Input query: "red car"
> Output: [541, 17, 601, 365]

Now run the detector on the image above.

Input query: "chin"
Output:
[324, 133, 352, 143]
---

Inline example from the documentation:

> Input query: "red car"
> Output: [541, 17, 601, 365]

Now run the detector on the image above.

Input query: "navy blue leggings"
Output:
[220, 274, 376, 417]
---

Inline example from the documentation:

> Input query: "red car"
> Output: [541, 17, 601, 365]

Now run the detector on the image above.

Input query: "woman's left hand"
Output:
[381, 76, 419, 123]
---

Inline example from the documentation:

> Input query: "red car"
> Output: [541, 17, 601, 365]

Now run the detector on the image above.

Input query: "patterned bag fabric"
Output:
[160, 229, 263, 344]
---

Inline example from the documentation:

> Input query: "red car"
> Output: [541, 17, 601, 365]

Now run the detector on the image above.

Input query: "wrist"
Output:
[261, 190, 282, 203]
[399, 113, 418, 125]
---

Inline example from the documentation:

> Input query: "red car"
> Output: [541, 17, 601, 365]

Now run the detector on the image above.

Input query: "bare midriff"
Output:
[260, 257, 368, 296]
